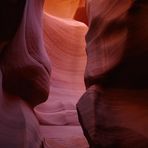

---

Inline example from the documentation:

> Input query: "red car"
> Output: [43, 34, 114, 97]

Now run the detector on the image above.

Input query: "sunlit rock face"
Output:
[34, 4, 88, 125]
[44, 0, 80, 18]
[44, 0, 87, 24]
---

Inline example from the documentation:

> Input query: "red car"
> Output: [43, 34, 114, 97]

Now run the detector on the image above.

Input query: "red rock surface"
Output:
[77, 0, 148, 147]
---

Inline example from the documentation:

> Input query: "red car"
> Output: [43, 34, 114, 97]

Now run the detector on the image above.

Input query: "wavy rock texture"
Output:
[0, 0, 51, 147]
[34, 12, 88, 125]
[0, 0, 51, 107]
[77, 0, 148, 147]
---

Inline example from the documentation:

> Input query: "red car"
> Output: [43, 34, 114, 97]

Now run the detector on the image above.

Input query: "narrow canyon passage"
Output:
[34, 1, 89, 147]
[0, 0, 148, 148]
[34, 13, 88, 125]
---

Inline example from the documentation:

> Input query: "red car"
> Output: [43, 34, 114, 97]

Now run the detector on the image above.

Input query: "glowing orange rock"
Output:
[44, 0, 80, 18]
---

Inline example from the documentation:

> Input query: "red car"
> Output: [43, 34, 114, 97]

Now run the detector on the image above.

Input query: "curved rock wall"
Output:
[77, 0, 148, 147]
[34, 12, 88, 125]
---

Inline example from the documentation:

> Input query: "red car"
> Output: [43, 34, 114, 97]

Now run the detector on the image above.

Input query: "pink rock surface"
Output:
[1, 0, 51, 107]
[41, 125, 89, 148]
[34, 12, 88, 125]
[0, 0, 51, 147]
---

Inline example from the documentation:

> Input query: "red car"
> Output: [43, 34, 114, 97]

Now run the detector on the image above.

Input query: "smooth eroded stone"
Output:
[34, 12, 88, 125]
[0, 0, 51, 107]
[77, 0, 148, 147]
